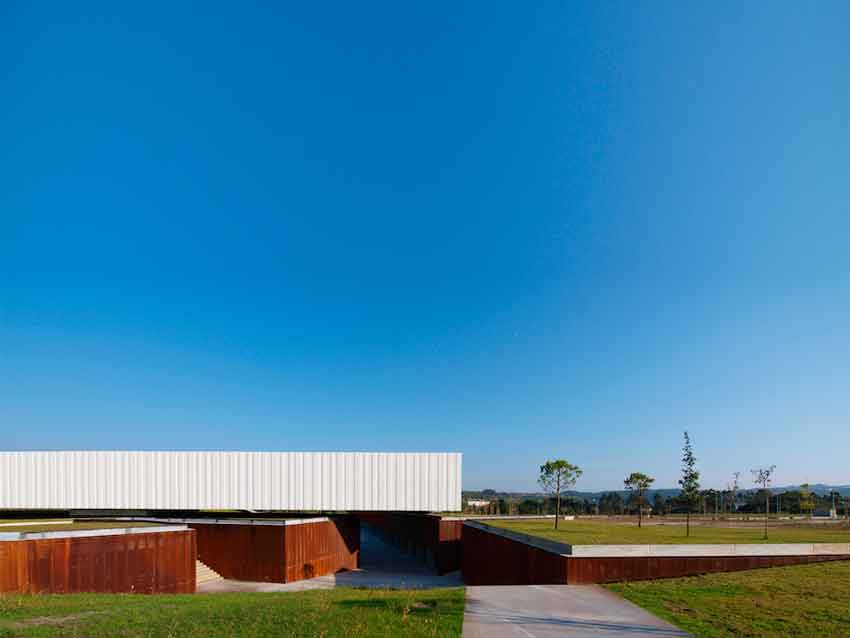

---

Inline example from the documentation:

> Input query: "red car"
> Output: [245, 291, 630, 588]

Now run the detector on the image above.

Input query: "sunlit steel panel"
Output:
[0, 451, 462, 512]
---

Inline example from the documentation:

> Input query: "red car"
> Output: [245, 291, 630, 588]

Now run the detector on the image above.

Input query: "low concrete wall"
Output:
[0, 524, 188, 541]
[566, 554, 850, 584]
[569, 542, 850, 557]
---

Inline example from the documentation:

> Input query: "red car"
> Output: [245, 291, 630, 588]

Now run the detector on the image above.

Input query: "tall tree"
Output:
[624, 472, 655, 528]
[800, 483, 814, 518]
[599, 491, 624, 515]
[829, 491, 840, 518]
[727, 471, 741, 514]
[678, 431, 700, 537]
[538, 460, 582, 529]
[751, 466, 776, 540]
[653, 492, 667, 516]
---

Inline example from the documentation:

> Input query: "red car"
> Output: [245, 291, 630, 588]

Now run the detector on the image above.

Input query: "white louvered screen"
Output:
[0, 451, 462, 512]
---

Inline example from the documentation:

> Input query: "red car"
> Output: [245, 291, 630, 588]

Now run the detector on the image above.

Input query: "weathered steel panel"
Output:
[192, 523, 285, 582]
[461, 523, 567, 585]
[437, 519, 464, 574]
[191, 518, 359, 584]
[461, 521, 850, 586]
[0, 530, 196, 594]
[283, 518, 359, 582]
[0, 451, 461, 511]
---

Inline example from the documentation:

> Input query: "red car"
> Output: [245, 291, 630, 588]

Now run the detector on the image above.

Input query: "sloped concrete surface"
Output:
[463, 585, 691, 638]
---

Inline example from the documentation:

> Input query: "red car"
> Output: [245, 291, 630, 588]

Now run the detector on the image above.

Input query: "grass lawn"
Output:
[608, 560, 850, 637]
[489, 518, 850, 545]
[0, 588, 466, 638]
[0, 521, 158, 534]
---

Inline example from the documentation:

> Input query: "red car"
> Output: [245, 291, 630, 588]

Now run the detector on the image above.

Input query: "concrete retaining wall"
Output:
[461, 521, 850, 585]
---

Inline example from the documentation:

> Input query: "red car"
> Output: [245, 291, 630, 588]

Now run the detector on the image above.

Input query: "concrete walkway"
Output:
[197, 568, 462, 593]
[463, 585, 691, 638]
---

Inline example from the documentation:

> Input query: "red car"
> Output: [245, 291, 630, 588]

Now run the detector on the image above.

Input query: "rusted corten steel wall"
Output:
[284, 517, 359, 582]
[191, 517, 359, 584]
[192, 523, 286, 582]
[461, 522, 567, 585]
[0, 530, 196, 594]
[565, 554, 850, 584]
[358, 513, 463, 574]
[461, 522, 850, 585]
[436, 520, 463, 575]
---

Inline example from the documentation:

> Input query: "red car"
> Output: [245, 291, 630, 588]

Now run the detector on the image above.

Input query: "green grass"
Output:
[0, 588, 465, 638]
[489, 518, 850, 545]
[608, 560, 850, 637]
[0, 522, 158, 534]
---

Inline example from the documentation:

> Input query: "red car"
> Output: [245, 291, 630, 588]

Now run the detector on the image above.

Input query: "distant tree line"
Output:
[464, 486, 850, 517]
[463, 431, 849, 528]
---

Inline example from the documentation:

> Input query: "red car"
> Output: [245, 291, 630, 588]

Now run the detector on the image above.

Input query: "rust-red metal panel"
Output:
[283, 517, 359, 582]
[461, 523, 567, 585]
[459, 522, 850, 586]
[0, 530, 195, 594]
[436, 520, 464, 574]
[191, 517, 359, 584]
[191, 522, 286, 582]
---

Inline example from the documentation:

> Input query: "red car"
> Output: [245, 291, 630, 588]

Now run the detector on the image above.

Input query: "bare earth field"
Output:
[488, 516, 850, 545]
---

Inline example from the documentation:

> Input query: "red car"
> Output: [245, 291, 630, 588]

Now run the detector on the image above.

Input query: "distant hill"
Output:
[771, 484, 850, 497]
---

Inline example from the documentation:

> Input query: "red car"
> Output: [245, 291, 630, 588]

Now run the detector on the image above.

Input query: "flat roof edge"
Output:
[0, 525, 188, 542]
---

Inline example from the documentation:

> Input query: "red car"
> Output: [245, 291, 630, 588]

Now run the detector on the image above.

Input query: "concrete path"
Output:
[197, 568, 462, 593]
[463, 585, 691, 638]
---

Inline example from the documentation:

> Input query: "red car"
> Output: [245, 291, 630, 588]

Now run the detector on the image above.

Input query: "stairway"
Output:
[196, 560, 224, 585]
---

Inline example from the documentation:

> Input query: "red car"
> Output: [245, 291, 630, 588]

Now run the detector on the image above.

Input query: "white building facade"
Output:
[0, 451, 462, 512]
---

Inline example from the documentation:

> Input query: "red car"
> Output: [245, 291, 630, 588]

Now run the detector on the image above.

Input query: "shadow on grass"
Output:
[333, 597, 458, 618]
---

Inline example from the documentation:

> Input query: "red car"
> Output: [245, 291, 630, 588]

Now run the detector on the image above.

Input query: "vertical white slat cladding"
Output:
[0, 451, 461, 512]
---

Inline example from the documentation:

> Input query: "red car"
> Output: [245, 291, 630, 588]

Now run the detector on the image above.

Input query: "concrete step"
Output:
[196, 560, 224, 585]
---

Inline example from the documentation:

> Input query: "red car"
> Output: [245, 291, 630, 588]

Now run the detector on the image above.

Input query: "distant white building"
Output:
[466, 499, 491, 508]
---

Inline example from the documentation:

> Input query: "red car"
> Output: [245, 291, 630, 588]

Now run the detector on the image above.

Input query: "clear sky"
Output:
[2, 2, 849, 492]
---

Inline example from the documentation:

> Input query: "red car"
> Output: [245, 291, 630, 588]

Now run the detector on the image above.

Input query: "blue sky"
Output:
[2, 2, 848, 492]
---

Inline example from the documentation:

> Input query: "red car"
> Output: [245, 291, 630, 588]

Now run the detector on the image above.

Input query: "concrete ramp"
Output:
[463, 585, 690, 638]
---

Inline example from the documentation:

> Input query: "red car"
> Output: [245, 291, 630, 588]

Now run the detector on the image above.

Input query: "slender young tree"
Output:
[624, 472, 655, 528]
[751, 465, 776, 540]
[729, 471, 741, 514]
[678, 431, 700, 537]
[800, 483, 814, 518]
[538, 460, 583, 529]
